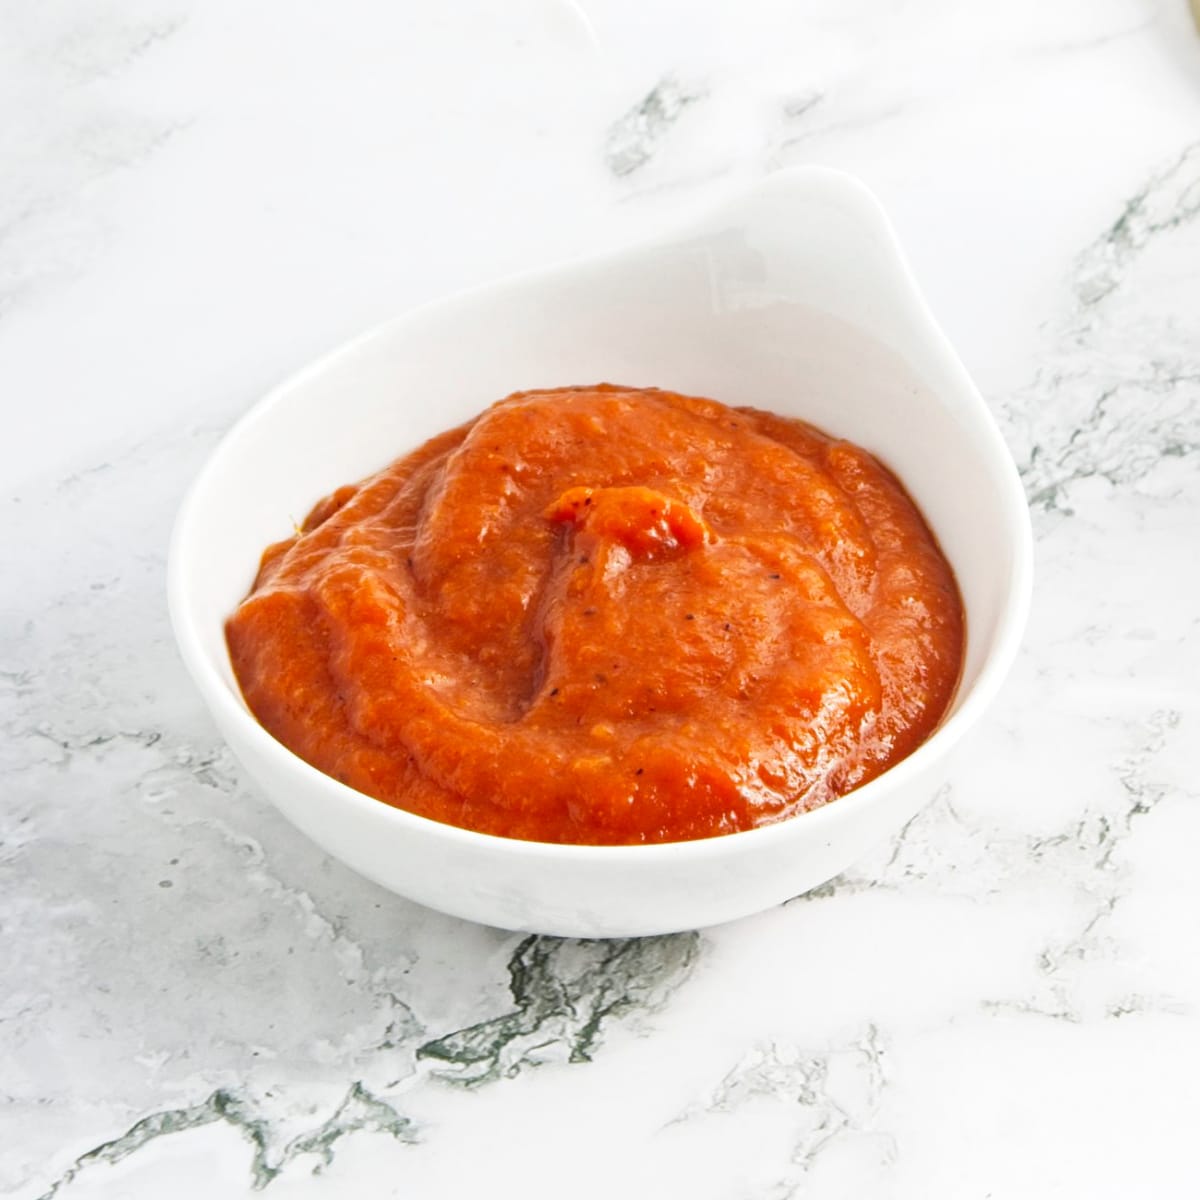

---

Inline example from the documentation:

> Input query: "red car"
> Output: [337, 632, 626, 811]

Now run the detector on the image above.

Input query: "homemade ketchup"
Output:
[227, 385, 964, 845]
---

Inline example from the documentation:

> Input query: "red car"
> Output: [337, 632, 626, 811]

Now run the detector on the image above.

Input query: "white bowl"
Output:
[169, 167, 1032, 938]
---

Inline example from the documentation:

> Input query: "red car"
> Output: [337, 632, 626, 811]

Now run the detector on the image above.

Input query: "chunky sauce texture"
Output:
[227, 385, 964, 845]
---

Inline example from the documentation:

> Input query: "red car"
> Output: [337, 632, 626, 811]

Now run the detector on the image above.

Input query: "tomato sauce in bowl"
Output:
[226, 384, 963, 845]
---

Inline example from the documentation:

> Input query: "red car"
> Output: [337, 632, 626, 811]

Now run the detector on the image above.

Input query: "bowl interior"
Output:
[173, 168, 1030, 783]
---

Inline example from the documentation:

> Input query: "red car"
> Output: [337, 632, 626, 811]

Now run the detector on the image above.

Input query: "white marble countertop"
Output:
[4, 1, 1199, 1196]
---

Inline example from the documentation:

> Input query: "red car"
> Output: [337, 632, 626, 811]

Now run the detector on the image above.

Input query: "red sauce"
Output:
[227, 385, 964, 845]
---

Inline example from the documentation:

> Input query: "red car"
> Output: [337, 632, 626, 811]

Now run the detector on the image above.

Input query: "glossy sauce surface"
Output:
[227, 385, 964, 844]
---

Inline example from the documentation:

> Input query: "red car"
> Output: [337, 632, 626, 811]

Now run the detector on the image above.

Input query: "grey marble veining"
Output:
[604, 77, 707, 177]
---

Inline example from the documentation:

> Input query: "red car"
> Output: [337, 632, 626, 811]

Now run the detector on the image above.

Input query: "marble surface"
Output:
[3, 0, 1199, 1195]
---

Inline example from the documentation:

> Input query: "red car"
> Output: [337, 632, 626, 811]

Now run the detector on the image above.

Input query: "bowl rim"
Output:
[168, 165, 1034, 863]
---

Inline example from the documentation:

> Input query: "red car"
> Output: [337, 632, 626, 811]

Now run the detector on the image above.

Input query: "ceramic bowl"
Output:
[168, 167, 1032, 938]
